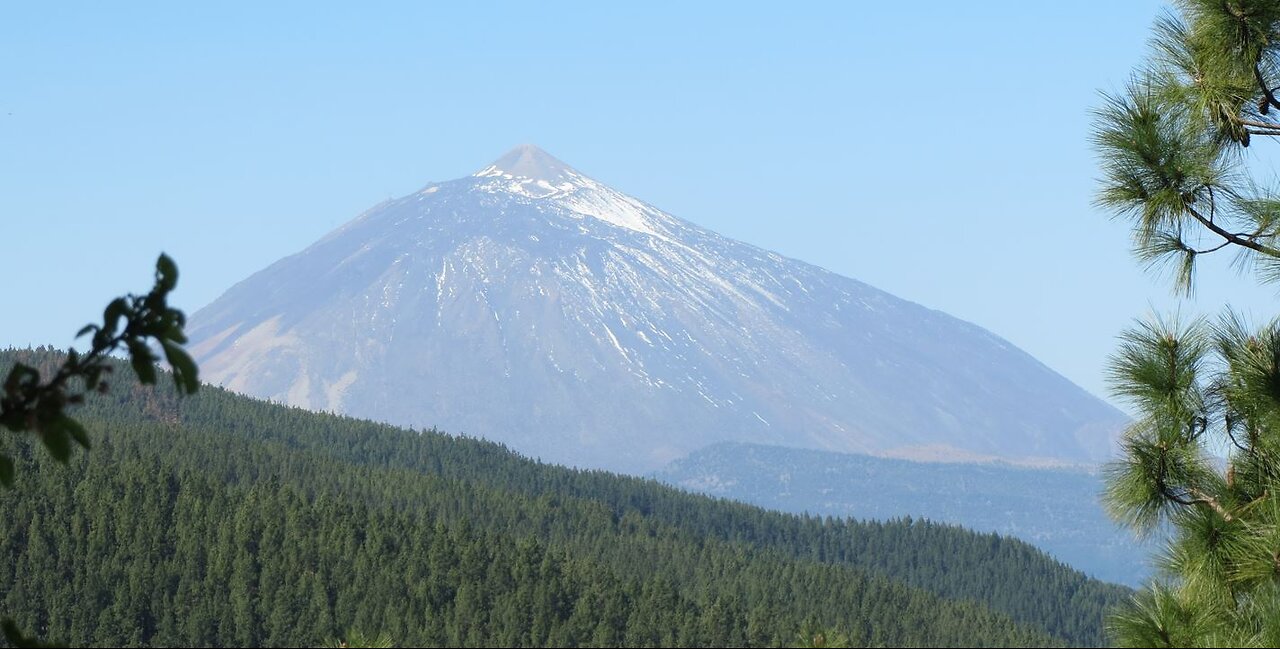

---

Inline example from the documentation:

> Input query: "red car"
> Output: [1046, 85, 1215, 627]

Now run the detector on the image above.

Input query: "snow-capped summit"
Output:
[466, 145, 667, 237]
[187, 146, 1126, 473]
[476, 144, 578, 183]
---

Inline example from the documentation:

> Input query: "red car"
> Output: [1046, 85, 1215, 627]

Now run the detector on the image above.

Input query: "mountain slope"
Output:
[189, 145, 1126, 472]
[0, 349, 1128, 646]
[656, 442, 1154, 586]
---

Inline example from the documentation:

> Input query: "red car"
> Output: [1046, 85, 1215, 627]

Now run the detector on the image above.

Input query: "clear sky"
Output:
[3, 1, 1278, 408]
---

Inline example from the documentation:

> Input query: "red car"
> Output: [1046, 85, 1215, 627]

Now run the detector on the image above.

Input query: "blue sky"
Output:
[3, 1, 1278, 407]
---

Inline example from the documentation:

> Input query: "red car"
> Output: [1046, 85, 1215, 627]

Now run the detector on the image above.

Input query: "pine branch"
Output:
[1192, 240, 1234, 254]
[1253, 63, 1280, 112]
[1184, 202, 1280, 257]
[1167, 488, 1235, 522]
[1236, 117, 1280, 130]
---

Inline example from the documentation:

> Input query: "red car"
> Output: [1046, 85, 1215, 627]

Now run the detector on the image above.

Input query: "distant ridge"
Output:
[656, 441, 1154, 586]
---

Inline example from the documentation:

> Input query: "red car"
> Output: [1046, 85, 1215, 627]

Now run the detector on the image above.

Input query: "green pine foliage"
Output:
[1094, 1, 1280, 295]
[0, 349, 1125, 647]
[1095, 1, 1280, 645]
[1100, 314, 1280, 645]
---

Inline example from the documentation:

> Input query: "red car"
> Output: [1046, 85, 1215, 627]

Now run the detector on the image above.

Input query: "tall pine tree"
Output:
[1095, 1, 1280, 644]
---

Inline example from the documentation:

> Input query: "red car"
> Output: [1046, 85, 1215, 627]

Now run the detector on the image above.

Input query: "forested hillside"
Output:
[0, 349, 1126, 647]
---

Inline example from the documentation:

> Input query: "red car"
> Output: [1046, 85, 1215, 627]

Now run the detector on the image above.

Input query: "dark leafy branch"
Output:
[0, 253, 198, 487]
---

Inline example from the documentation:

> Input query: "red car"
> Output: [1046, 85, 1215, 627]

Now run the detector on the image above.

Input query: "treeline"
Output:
[0, 349, 1123, 646]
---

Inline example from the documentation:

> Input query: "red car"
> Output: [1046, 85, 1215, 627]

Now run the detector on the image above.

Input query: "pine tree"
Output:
[1095, 1, 1280, 645]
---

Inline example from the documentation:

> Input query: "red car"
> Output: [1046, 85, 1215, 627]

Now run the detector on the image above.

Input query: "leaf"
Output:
[2, 617, 57, 648]
[160, 340, 200, 395]
[126, 339, 158, 386]
[165, 319, 188, 345]
[84, 366, 101, 391]
[60, 415, 90, 449]
[4, 364, 39, 394]
[102, 298, 129, 336]
[40, 420, 71, 463]
[156, 253, 178, 292]
[0, 456, 13, 488]
[75, 324, 98, 338]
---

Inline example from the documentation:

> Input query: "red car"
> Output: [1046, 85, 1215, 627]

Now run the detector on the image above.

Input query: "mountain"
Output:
[655, 442, 1155, 587]
[188, 144, 1127, 473]
[0, 349, 1129, 647]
